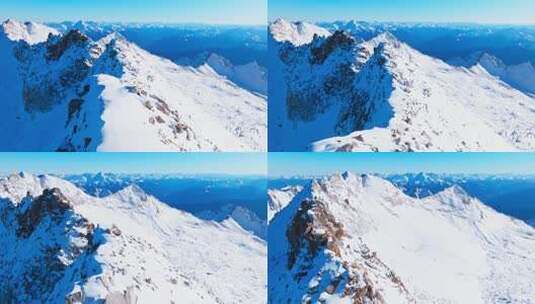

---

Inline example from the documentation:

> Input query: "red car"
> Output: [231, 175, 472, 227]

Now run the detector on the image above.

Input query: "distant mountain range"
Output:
[270, 172, 535, 227]
[61, 172, 267, 222]
[46, 20, 268, 67]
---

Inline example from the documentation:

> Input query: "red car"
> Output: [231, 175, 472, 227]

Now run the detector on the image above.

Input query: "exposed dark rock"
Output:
[310, 31, 355, 65]
[16, 188, 72, 238]
[59, 59, 91, 87]
[110, 225, 122, 236]
[65, 290, 84, 304]
[56, 142, 76, 152]
[84, 137, 92, 149]
[287, 199, 344, 269]
[22, 82, 60, 112]
[77, 84, 91, 97]
[46, 30, 89, 61]
[67, 98, 84, 123]
[155, 116, 165, 124]
[286, 91, 326, 121]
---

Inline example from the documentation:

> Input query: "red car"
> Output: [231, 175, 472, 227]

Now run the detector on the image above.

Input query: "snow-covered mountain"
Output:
[318, 21, 535, 67]
[269, 18, 331, 47]
[196, 204, 267, 239]
[202, 53, 267, 95]
[269, 20, 535, 151]
[448, 52, 535, 96]
[267, 185, 303, 222]
[0, 172, 266, 303]
[47, 21, 268, 67]
[61, 172, 267, 229]
[269, 172, 535, 303]
[0, 19, 266, 151]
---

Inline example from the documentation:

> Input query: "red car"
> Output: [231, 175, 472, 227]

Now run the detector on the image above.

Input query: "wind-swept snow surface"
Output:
[269, 20, 535, 152]
[0, 173, 266, 303]
[269, 172, 535, 303]
[0, 20, 266, 151]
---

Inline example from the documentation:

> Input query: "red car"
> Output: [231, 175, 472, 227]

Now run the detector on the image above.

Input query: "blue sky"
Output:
[270, 0, 535, 24]
[0, 153, 266, 175]
[0, 0, 266, 24]
[269, 153, 535, 177]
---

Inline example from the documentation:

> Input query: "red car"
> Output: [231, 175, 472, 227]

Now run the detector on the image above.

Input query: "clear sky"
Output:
[0, 0, 266, 25]
[269, 153, 535, 177]
[270, 0, 535, 24]
[0, 153, 266, 175]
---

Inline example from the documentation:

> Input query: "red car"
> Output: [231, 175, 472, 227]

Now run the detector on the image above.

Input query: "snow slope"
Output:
[268, 185, 303, 222]
[447, 52, 535, 96]
[0, 19, 266, 151]
[195, 203, 267, 239]
[203, 53, 267, 95]
[269, 20, 535, 151]
[269, 172, 535, 303]
[1, 19, 59, 44]
[269, 19, 331, 47]
[0, 172, 266, 303]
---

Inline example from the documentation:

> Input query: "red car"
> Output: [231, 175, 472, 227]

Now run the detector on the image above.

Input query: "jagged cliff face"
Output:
[0, 173, 266, 303]
[269, 172, 535, 303]
[1, 188, 101, 303]
[269, 20, 535, 152]
[0, 20, 266, 152]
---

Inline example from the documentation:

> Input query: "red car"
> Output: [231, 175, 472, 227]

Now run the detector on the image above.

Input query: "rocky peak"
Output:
[16, 188, 73, 238]
[46, 29, 89, 61]
[286, 198, 345, 268]
[310, 30, 356, 65]
[281, 190, 411, 303]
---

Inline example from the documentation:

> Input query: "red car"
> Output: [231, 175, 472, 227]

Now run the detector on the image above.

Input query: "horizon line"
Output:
[0, 171, 266, 177]
[268, 171, 535, 178]
[269, 17, 535, 27]
[2, 17, 266, 27]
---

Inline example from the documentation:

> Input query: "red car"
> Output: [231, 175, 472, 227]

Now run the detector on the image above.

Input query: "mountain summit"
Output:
[0, 20, 266, 152]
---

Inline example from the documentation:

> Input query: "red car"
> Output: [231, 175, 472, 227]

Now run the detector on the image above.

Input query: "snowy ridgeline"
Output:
[0, 19, 266, 152]
[269, 173, 535, 227]
[269, 19, 535, 152]
[269, 172, 535, 303]
[0, 172, 266, 303]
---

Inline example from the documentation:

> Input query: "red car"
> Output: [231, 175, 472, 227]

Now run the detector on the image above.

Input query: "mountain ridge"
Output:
[0, 172, 266, 303]
[269, 172, 535, 303]
[0, 19, 266, 152]
[269, 20, 535, 152]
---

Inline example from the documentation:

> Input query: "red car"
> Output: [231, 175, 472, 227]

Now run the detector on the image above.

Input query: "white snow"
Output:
[204, 53, 267, 95]
[1, 19, 59, 45]
[268, 185, 303, 222]
[270, 19, 331, 46]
